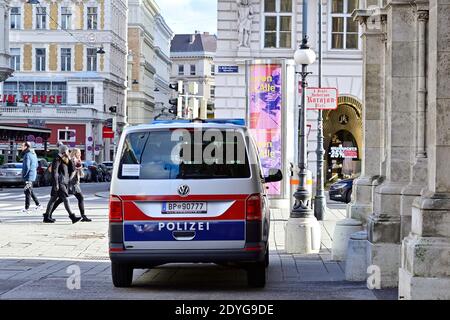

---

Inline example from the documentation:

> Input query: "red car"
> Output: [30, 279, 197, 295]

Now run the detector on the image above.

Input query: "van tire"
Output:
[265, 247, 269, 268]
[111, 262, 133, 288]
[247, 262, 266, 288]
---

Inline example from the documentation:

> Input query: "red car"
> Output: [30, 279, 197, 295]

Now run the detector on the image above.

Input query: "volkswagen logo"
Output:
[177, 185, 190, 197]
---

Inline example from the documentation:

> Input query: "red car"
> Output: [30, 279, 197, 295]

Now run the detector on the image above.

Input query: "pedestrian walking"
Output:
[50, 148, 91, 222]
[21, 141, 41, 214]
[43, 145, 81, 224]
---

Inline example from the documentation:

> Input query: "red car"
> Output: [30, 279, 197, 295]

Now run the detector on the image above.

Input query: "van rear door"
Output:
[116, 127, 255, 250]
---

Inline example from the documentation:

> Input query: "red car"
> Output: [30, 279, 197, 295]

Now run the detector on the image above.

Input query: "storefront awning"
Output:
[0, 125, 52, 142]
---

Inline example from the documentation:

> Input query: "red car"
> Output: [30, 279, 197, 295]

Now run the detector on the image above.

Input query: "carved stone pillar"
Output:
[399, 0, 450, 299]
[399, 5, 429, 240]
[366, 0, 418, 288]
[349, 9, 386, 225]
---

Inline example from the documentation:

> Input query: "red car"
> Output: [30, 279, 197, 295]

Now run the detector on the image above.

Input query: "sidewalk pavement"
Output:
[0, 194, 398, 299]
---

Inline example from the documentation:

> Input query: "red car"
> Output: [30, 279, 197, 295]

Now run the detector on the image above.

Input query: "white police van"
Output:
[109, 119, 282, 288]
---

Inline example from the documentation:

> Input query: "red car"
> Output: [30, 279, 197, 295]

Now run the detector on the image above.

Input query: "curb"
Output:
[95, 192, 110, 199]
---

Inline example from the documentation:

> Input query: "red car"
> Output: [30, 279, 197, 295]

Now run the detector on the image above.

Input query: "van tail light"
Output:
[246, 194, 262, 221]
[109, 195, 123, 222]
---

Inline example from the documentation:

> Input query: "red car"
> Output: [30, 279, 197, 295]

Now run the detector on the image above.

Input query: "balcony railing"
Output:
[0, 106, 102, 120]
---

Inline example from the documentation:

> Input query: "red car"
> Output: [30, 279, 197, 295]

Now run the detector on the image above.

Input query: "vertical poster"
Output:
[249, 64, 283, 196]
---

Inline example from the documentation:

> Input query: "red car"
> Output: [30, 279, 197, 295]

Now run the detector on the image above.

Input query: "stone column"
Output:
[399, 0, 450, 300]
[350, 10, 386, 225]
[331, 8, 387, 262]
[366, 0, 417, 288]
[399, 3, 429, 240]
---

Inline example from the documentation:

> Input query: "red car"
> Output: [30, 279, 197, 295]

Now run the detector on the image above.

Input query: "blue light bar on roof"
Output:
[204, 119, 246, 126]
[151, 120, 191, 125]
[151, 119, 246, 126]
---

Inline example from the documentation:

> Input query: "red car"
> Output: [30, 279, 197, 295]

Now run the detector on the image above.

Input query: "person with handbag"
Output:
[49, 148, 91, 222]
[43, 145, 81, 224]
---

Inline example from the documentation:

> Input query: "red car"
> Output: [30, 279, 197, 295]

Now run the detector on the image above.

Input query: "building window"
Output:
[210, 85, 215, 99]
[61, 7, 72, 30]
[330, 0, 359, 50]
[36, 7, 47, 30]
[10, 7, 21, 29]
[263, 0, 293, 48]
[58, 129, 76, 143]
[35, 82, 51, 97]
[1, 81, 67, 105]
[211, 64, 215, 76]
[87, 48, 97, 71]
[35, 48, 46, 71]
[77, 87, 95, 104]
[178, 64, 184, 75]
[190, 64, 196, 76]
[61, 48, 71, 71]
[87, 7, 98, 30]
[10, 48, 21, 71]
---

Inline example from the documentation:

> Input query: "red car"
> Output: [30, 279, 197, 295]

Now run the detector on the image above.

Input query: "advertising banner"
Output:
[248, 64, 283, 196]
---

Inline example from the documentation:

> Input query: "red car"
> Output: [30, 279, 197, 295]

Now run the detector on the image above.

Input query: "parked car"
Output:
[36, 158, 50, 187]
[97, 164, 111, 182]
[329, 179, 354, 203]
[102, 161, 114, 173]
[0, 163, 24, 187]
[87, 161, 101, 182]
[80, 162, 92, 182]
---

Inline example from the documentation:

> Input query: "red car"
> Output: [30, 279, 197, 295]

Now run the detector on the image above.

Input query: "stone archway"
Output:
[323, 96, 363, 182]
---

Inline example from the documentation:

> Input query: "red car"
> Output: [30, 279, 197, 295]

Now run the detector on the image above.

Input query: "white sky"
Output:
[156, 0, 218, 35]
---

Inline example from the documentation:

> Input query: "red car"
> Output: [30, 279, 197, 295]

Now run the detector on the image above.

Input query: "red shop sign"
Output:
[1, 94, 63, 104]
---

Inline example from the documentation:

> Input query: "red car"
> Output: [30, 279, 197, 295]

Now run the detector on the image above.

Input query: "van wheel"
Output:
[111, 262, 133, 288]
[247, 262, 266, 288]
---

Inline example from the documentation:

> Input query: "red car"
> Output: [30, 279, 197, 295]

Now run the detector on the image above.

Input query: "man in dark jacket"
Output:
[21, 142, 41, 214]
[43, 145, 81, 224]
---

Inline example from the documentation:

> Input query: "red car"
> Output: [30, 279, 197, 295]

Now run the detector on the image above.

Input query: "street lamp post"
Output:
[314, 0, 326, 221]
[285, 35, 322, 254]
[291, 35, 315, 218]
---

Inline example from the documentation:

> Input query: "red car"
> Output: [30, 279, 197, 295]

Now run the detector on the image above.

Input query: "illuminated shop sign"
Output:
[248, 64, 283, 196]
[330, 146, 358, 159]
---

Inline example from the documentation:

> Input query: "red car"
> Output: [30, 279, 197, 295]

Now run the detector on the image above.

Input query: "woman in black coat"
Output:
[43, 145, 81, 224]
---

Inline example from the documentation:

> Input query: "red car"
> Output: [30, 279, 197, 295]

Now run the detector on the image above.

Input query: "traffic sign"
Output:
[103, 126, 114, 139]
[305, 88, 338, 110]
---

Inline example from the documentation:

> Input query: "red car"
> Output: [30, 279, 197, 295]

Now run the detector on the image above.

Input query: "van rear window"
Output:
[118, 129, 251, 180]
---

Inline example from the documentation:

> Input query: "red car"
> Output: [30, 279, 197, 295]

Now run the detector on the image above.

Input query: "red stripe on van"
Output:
[122, 195, 248, 221]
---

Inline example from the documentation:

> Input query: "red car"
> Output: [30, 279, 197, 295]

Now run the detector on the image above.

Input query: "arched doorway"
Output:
[323, 96, 363, 183]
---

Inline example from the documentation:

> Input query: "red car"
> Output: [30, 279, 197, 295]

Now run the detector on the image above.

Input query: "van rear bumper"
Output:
[109, 247, 266, 267]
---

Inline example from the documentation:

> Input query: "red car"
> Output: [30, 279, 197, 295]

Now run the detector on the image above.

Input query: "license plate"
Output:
[162, 202, 207, 214]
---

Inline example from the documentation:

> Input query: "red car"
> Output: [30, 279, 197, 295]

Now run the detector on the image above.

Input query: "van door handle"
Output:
[172, 231, 196, 241]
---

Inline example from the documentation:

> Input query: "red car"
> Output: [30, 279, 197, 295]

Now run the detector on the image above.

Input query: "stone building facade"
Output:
[215, 0, 364, 201]
[170, 32, 217, 116]
[127, 0, 157, 125]
[153, 13, 173, 117]
[0, 0, 128, 162]
[126, 0, 172, 125]
[348, 0, 450, 299]
[0, 0, 12, 82]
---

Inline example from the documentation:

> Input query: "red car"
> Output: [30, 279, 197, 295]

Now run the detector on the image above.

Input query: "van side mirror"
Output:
[264, 169, 283, 183]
